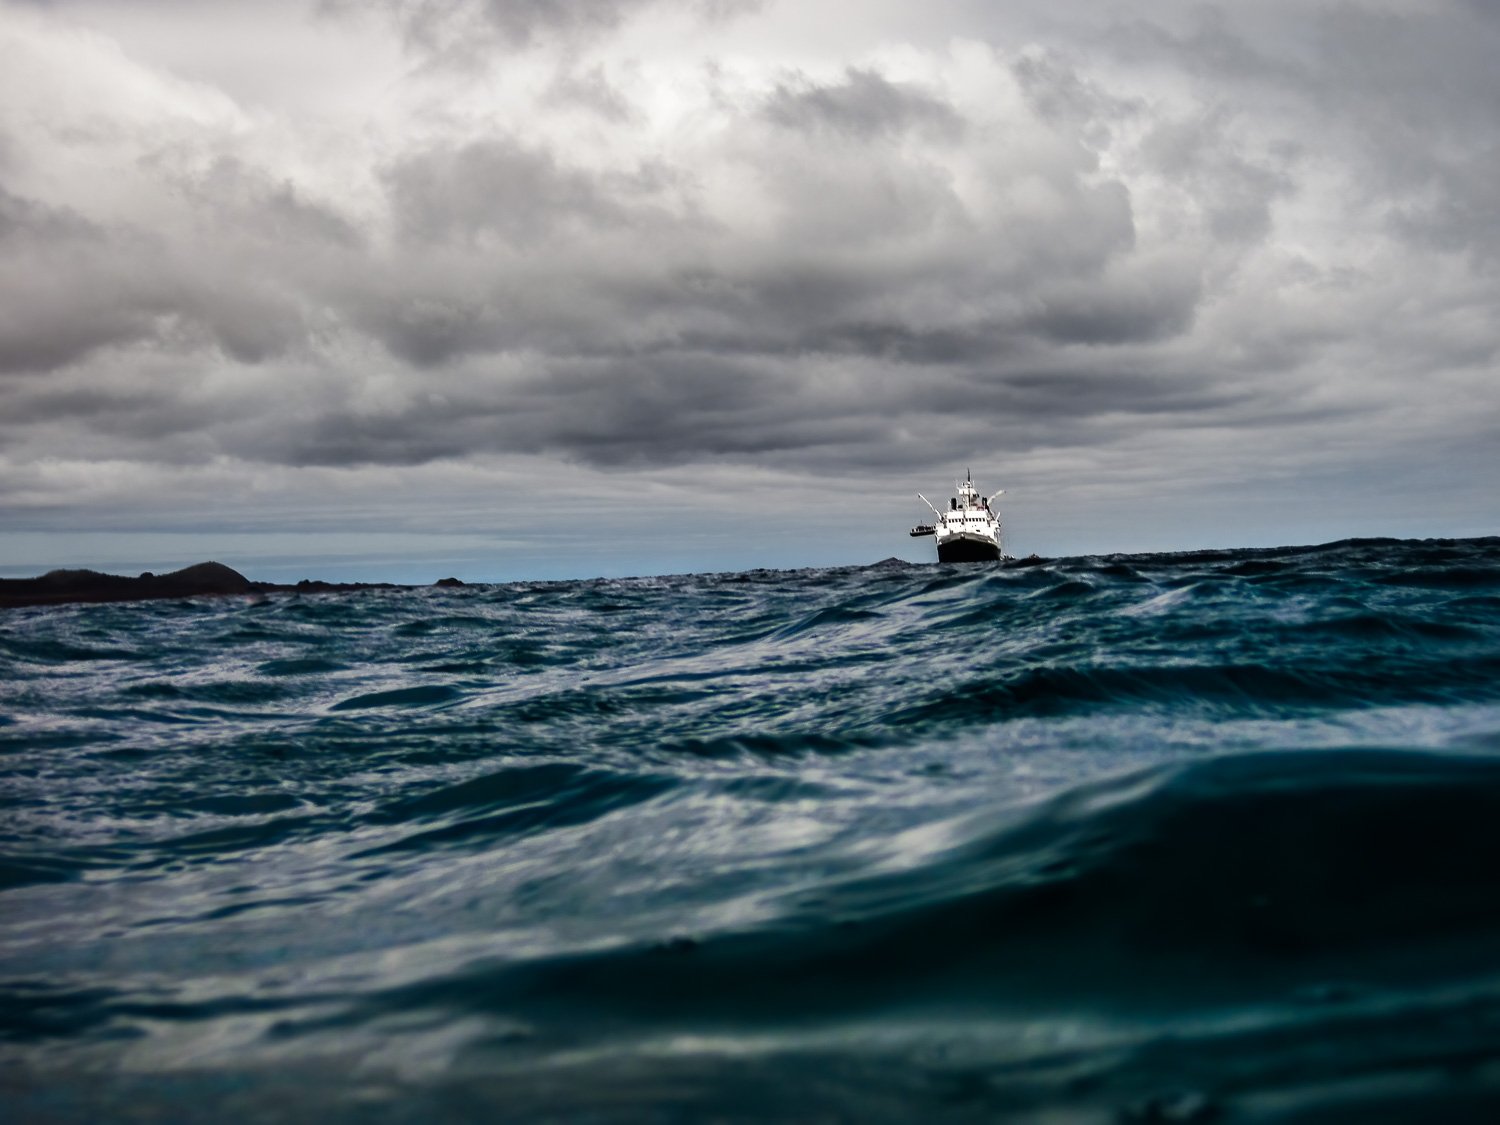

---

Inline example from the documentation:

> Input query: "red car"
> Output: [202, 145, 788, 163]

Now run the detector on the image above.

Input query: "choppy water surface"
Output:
[4, 537, 1500, 1122]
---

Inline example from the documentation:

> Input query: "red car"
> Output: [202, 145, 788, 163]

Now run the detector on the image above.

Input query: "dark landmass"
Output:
[0, 562, 462, 610]
[2, 554, 1052, 610]
[0, 562, 256, 609]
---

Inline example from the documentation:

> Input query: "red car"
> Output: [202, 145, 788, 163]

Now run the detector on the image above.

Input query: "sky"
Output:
[1, 0, 1496, 582]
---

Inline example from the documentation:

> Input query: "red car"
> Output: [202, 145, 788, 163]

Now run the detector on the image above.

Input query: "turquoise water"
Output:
[4, 536, 1500, 1121]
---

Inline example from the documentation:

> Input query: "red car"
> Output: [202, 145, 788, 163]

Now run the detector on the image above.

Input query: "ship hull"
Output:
[936, 535, 1002, 563]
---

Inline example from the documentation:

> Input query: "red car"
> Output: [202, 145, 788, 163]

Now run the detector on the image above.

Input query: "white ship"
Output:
[909, 470, 1004, 562]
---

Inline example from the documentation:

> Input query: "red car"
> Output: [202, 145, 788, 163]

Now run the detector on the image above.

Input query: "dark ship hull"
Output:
[936, 535, 1002, 563]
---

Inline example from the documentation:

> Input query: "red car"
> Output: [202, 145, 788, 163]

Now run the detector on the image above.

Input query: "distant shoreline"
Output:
[0, 562, 465, 610]
[13, 538, 1482, 610]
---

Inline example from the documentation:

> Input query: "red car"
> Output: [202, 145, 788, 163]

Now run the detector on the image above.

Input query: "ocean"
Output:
[4, 536, 1500, 1122]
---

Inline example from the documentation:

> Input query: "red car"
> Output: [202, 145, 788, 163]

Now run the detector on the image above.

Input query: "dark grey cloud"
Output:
[1105, 5, 1303, 88]
[320, 0, 648, 57]
[544, 62, 637, 122]
[1, 328, 1292, 483]
[339, 0, 760, 64]
[0, 184, 166, 374]
[383, 136, 682, 248]
[352, 74, 1160, 379]
[1096, 2, 1500, 260]
[1309, 5, 1500, 261]
[764, 68, 964, 140]
[179, 156, 365, 250]
[1025, 272, 1201, 347]
[0, 137, 369, 373]
[1136, 109, 1295, 244]
[0, 182, 98, 244]
[1010, 48, 1145, 161]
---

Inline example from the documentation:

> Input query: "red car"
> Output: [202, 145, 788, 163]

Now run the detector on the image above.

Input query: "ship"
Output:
[909, 470, 1004, 562]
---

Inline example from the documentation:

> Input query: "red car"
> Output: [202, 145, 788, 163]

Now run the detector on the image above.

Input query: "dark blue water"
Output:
[4, 537, 1500, 1122]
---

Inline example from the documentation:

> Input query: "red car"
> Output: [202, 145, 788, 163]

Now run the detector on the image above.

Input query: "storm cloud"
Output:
[0, 0, 1496, 575]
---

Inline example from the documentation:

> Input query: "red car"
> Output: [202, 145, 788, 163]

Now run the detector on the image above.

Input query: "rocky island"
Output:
[0, 562, 460, 610]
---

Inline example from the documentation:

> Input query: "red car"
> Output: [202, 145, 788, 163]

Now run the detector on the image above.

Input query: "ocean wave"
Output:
[3, 536, 1500, 1119]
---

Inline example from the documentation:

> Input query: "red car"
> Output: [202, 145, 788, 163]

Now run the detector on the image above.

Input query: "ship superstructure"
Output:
[909, 471, 1004, 562]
